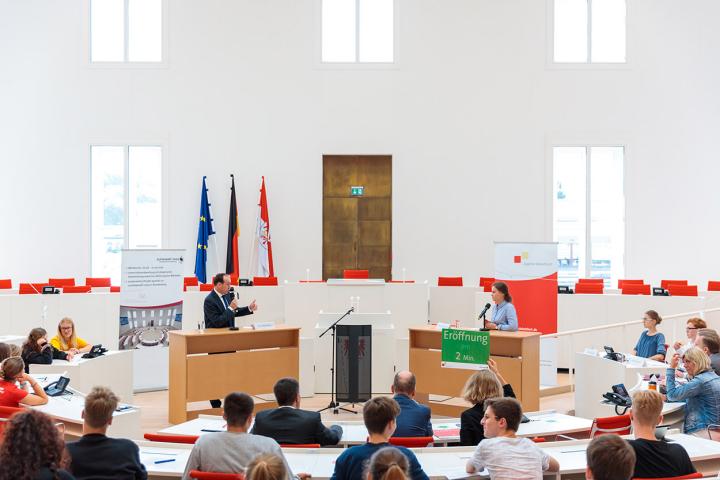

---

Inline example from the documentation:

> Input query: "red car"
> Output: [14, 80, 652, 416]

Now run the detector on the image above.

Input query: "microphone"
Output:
[478, 303, 491, 321]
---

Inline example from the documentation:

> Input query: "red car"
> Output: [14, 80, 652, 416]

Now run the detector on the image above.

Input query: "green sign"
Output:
[350, 186, 364, 196]
[441, 328, 490, 370]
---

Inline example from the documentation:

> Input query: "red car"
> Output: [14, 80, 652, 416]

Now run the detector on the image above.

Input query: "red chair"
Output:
[85, 277, 112, 287]
[62, 285, 91, 294]
[574, 283, 604, 294]
[667, 284, 698, 297]
[708, 281, 720, 292]
[480, 277, 495, 292]
[48, 278, 75, 287]
[344, 270, 369, 279]
[0, 406, 23, 419]
[110, 286, 120, 293]
[144, 432, 199, 444]
[0, 279, 12, 289]
[184, 277, 199, 291]
[18, 283, 49, 294]
[280, 443, 321, 448]
[199, 283, 214, 291]
[578, 278, 604, 284]
[618, 279, 644, 289]
[660, 279, 688, 290]
[389, 436, 433, 447]
[438, 277, 463, 287]
[253, 276, 278, 286]
[590, 414, 632, 438]
[189, 472, 244, 480]
[631, 474, 702, 480]
[621, 284, 651, 295]
[531, 437, 546, 443]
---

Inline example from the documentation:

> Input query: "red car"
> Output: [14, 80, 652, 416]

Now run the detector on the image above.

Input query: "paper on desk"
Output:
[444, 465, 486, 479]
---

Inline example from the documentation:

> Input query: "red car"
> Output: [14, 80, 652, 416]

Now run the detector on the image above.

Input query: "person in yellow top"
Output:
[50, 317, 92, 355]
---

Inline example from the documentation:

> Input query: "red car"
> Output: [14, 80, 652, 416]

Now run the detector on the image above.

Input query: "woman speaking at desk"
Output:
[484, 282, 518, 332]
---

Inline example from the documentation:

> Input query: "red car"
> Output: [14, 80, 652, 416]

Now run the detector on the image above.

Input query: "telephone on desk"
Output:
[603, 383, 632, 414]
[603, 346, 625, 362]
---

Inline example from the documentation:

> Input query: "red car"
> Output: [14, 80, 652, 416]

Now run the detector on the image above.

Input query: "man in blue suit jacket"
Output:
[391, 370, 433, 437]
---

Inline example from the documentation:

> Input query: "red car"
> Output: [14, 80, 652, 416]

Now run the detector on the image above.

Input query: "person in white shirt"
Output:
[466, 397, 559, 480]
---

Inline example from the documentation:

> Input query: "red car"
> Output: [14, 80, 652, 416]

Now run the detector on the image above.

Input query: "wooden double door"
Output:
[323, 155, 392, 280]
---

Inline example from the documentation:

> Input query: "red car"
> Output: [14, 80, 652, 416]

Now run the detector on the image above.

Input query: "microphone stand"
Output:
[318, 308, 357, 414]
[479, 310, 490, 332]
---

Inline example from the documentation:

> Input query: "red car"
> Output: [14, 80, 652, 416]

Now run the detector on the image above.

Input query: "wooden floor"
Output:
[132, 375, 575, 433]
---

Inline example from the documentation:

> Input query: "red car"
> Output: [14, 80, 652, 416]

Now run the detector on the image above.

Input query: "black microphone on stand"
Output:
[478, 303, 492, 331]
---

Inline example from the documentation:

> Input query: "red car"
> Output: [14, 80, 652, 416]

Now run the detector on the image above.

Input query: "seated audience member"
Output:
[0, 343, 12, 362]
[391, 371, 432, 437]
[252, 377, 342, 446]
[632, 310, 666, 361]
[245, 454, 287, 480]
[0, 409, 75, 480]
[66, 386, 147, 479]
[628, 390, 695, 478]
[673, 317, 707, 355]
[459, 359, 515, 446]
[366, 447, 410, 480]
[696, 328, 720, 376]
[22, 327, 71, 373]
[667, 347, 720, 435]
[0, 356, 48, 407]
[51, 318, 92, 355]
[331, 397, 428, 480]
[183, 392, 305, 480]
[585, 434, 635, 480]
[9, 343, 21, 357]
[466, 397, 559, 479]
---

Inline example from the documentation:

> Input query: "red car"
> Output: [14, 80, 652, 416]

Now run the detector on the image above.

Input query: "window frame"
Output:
[545, 138, 629, 286]
[315, 0, 399, 69]
[89, 142, 168, 281]
[86, 0, 169, 68]
[546, 0, 630, 69]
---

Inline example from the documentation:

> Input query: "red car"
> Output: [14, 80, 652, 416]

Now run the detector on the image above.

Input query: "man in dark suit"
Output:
[392, 370, 433, 437]
[203, 273, 257, 328]
[252, 377, 343, 446]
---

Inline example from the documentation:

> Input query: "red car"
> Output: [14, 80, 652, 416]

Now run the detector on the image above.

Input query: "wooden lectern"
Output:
[168, 326, 300, 424]
[409, 326, 540, 416]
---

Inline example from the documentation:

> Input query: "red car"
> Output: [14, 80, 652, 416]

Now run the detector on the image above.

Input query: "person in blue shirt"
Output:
[331, 397, 429, 480]
[391, 371, 432, 437]
[632, 310, 666, 361]
[484, 282, 518, 332]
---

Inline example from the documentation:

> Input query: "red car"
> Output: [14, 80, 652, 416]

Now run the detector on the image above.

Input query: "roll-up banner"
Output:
[495, 242, 558, 386]
[119, 249, 185, 391]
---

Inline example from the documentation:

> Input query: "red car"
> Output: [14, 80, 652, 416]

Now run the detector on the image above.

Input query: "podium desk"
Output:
[168, 326, 300, 424]
[409, 326, 540, 416]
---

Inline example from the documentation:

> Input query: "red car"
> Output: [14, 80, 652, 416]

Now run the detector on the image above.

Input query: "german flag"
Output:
[225, 175, 239, 279]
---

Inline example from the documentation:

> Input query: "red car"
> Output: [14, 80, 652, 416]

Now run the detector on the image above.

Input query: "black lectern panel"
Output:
[336, 324, 372, 403]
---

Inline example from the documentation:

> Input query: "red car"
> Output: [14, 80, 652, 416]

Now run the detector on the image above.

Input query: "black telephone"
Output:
[603, 346, 624, 362]
[82, 344, 107, 359]
[44, 376, 70, 397]
[603, 383, 631, 407]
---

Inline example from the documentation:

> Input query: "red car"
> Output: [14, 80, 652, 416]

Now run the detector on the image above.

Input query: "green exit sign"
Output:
[351, 186, 364, 196]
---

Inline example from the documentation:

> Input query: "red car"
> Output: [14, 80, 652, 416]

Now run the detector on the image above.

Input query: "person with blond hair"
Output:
[0, 356, 48, 407]
[629, 390, 694, 478]
[66, 386, 147, 479]
[667, 346, 720, 435]
[366, 447, 410, 480]
[0, 343, 12, 363]
[51, 317, 93, 355]
[459, 358, 516, 445]
[245, 454, 287, 480]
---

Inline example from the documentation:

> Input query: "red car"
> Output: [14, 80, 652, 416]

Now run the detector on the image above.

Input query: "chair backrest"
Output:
[0, 279, 12, 289]
[18, 283, 48, 294]
[438, 276, 463, 287]
[660, 279, 688, 290]
[708, 281, 720, 292]
[189, 471, 245, 480]
[574, 283, 604, 294]
[343, 269, 369, 279]
[143, 432, 199, 444]
[631, 474, 702, 480]
[184, 276, 199, 287]
[110, 286, 120, 293]
[618, 279, 644, 289]
[253, 276, 278, 286]
[389, 436, 434, 448]
[590, 414, 632, 438]
[48, 278, 75, 287]
[479, 277, 495, 292]
[578, 278, 604, 284]
[62, 285, 92, 294]
[621, 284, 651, 295]
[199, 283, 214, 291]
[667, 284, 698, 297]
[280, 443, 321, 448]
[85, 277, 112, 287]
[0, 405, 24, 419]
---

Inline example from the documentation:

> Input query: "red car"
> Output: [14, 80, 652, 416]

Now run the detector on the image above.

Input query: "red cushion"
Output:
[438, 276, 463, 287]
[661, 279, 688, 290]
[617, 279, 644, 289]
[708, 281, 720, 292]
[574, 283, 604, 294]
[62, 285, 92, 294]
[85, 277, 111, 287]
[253, 276, 278, 286]
[667, 285, 698, 297]
[621, 284, 650, 295]
[343, 270, 369, 279]
[0, 279, 11, 289]
[578, 278, 604, 284]
[184, 277, 199, 287]
[18, 283, 48, 294]
[48, 278, 75, 287]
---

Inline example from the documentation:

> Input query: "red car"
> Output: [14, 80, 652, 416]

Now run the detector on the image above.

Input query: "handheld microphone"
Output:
[478, 303, 491, 321]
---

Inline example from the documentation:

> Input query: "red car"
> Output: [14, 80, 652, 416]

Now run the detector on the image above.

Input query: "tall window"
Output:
[90, 0, 163, 62]
[553, 146, 625, 287]
[553, 0, 626, 63]
[321, 0, 394, 63]
[91, 145, 163, 283]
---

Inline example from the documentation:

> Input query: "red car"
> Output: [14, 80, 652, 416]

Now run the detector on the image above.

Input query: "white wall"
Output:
[1, 0, 719, 287]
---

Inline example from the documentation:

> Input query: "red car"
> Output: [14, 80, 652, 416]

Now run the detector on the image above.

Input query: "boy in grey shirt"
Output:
[182, 392, 307, 480]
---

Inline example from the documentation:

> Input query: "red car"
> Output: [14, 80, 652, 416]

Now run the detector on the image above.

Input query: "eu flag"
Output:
[194, 177, 215, 283]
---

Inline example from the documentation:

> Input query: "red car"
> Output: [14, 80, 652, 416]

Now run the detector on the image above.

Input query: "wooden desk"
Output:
[168, 326, 300, 424]
[409, 326, 540, 415]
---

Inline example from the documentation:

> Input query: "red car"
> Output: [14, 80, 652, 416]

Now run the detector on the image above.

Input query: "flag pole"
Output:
[205, 177, 221, 278]
[247, 177, 262, 279]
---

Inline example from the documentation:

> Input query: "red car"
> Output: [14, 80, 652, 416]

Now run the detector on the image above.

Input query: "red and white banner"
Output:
[254, 176, 274, 277]
[494, 242, 558, 334]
